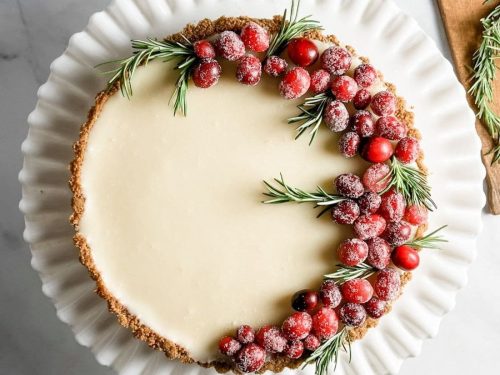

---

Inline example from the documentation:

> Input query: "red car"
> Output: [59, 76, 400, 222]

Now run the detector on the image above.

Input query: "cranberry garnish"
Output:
[371, 91, 396, 116]
[403, 204, 428, 225]
[331, 199, 360, 225]
[339, 132, 361, 158]
[310, 69, 331, 94]
[219, 336, 241, 356]
[362, 163, 391, 193]
[284, 340, 304, 359]
[291, 289, 319, 312]
[338, 238, 369, 266]
[354, 63, 377, 88]
[193, 40, 216, 59]
[303, 334, 321, 351]
[255, 325, 287, 353]
[319, 280, 342, 308]
[361, 136, 394, 163]
[335, 173, 364, 198]
[374, 268, 401, 301]
[235, 343, 266, 373]
[395, 137, 420, 164]
[215, 31, 245, 61]
[321, 46, 352, 75]
[263, 56, 288, 77]
[383, 221, 412, 246]
[339, 303, 367, 327]
[287, 37, 319, 67]
[236, 55, 262, 86]
[376, 116, 407, 141]
[364, 297, 387, 319]
[192, 59, 222, 88]
[358, 192, 382, 214]
[352, 110, 375, 137]
[282, 312, 312, 341]
[312, 307, 339, 340]
[353, 214, 387, 240]
[392, 245, 420, 271]
[341, 278, 374, 304]
[379, 188, 406, 222]
[331, 75, 358, 102]
[237, 325, 255, 344]
[323, 100, 349, 132]
[279, 67, 311, 99]
[353, 89, 372, 110]
[240, 22, 270, 52]
[366, 237, 391, 269]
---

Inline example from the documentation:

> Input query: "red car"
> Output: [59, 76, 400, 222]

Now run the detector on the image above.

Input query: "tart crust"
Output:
[69, 15, 425, 373]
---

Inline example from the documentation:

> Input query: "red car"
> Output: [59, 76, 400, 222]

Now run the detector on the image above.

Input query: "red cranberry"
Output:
[193, 40, 216, 59]
[352, 110, 375, 137]
[361, 136, 394, 163]
[364, 297, 387, 318]
[341, 279, 374, 304]
[339, 303, 367, 327]
[403, 205, 428, 225]
[263, 56, 288, 77]
[335, 173, 364, 198]
[321, 46, 352, 75]
[291, 289, 319, 312]
[371, 91, 396, 116]
[392, 245, 420, 271]
[310, 69, 331, 94]
[282, 312, 312, 341]
[379, 188, 406, 222]
[384, 221, 412, 246]
[331, 199, 360, 225]
[215, 31, 245, 61]
[374, 268, 401, 301]
[312, 307, 339, 340]
[279, 67, 310, 99]
[219, 336, 241, 356]
[358, 192, 382, 214]
[354, 64, 377, 88]
[339, 132, 361, 158]
[353, 214, 387, 240]
[303, 334, 321, 351]
[235, 343, 266, 373]
[236, 55, 262, 86]
[284, 340, 304, 359]
[323, 100, 349, 132]
[192, 59, 222, 88]
[331, 75, 358, 102]
[237, 325, 255, 344]
[366, 237, 391, 269]
[255, 325, 286, 353]
[338, 238, 369, 266]
[319, 280, 342, 308]
[395, 137, 420, 164]
[240, 22, 269, 52]
[376, 116, 407, 141]
[362, 163, 391, 193]
[287, 37, 319, 67]
[353, 89, 372, 110]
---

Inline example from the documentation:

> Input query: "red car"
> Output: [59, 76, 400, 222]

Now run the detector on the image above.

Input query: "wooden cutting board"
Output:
[437, 0, 500, 214]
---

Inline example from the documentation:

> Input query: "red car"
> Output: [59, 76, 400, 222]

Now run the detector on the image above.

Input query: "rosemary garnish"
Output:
[324, 263, 376, 284]
[288, 93, 330, 145]
[405, 225, 448, 249]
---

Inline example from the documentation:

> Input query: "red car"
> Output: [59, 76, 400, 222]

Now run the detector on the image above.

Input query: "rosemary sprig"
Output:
[405, 225, 448, 249]
[324, 263, 376, 284]
[266, 0, 322, 57]
[468, 5, 500, 163]
[288, 93, 330, 145]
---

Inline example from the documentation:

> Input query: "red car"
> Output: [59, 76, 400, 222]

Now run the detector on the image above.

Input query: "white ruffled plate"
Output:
[19, 0, 485, 374]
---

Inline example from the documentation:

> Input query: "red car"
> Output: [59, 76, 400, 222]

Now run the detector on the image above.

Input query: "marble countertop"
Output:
[1, 0, 499, 374]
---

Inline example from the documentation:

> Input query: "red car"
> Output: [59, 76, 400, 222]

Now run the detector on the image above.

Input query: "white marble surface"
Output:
[1, 0, 499, 374]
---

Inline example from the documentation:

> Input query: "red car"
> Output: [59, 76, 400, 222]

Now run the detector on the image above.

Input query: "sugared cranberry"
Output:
[319, 280, 342, 308]
[284, 340, 304, 359]
[352, 110, 375, 137]
[338, 238, 369, 266]
[358, 192, 382, 214]
[353, 89, 372, 110]
[395, 137, 420, 164]
[310, 69, 331, 94]
[403, 205, 428, 225]
[379, 188, 406, 222]
[339, 303, 367, 327]
[371, 91, 396, 116]
[287, 38, 319, 67]
[374, 268, 401, 301]
[335, 173, 364, 198]
[193, 40, 216, 59]
[255, 325, 287, 353]
[323, 100, 349, 132]
[215, 31, 245, 61]
[361, 136, 394, 163]
[354, 64, 377, 88]
[366, 237, 391, 269]
[291, 289, 319, 312]
[321, 46, 352, 75]
[235, 343, 266, 373]
[279, 67, 310, 99]
[303, 334, 321, 351]
[282, 312, 312, 341]
[237, 325, 255, 344]
[240, 22, 269, 52]
[331, 75, 358, 102]
[364, 297, 387, 319]
[341, 279, 374, 304]
[384, 221, 412, 246]
[362, 163, 391, 193]
[263, 56, 288, 77]
[376, 116, 407, 141]
[353, 214, 387, 240]
[192, 59, 222, 88]
[392, 245, 420, 271]
[312, 307, 339, 340]
[339, 132, 361, 158]
[219, 336, 241, 356]
[236, 55, 262, 86]
[331, 199, 360, 225]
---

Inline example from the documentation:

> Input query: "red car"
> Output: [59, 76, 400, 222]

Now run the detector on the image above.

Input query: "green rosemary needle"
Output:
[324, 263, 376, 284]
[405, 225, 448, 249]
[288, 93, 330, 145]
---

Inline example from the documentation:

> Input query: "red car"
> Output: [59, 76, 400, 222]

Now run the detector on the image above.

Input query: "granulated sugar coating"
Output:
[235, 343, 266, 372]
[366, 237, 391, 269]
[379, 188, 406, 222]
[310, 69, 331, 94]
[215, 31, 246, 61]
[384, 221, 412, 246]
[354, 63, 377, 88]
[353, 88, 372, 110]
[335, 173, 364, 198]
[331, 199, 360, 225]
[374, 268, 401, 301]
[236, 55, 262, 85]
[364, 297, 387, 319]
[324, 100, 349, 132]
[353, 214, 387, 240]
[339, 131, 361, 158]
[376, 115, 407, 141]
[395, 136, 420, 164]
[281, 312, 312, 341]
[320, 46, 352, 75]
[279, 67, 311, 99]
[263, 56, 287, 77]
[358, 192, 382, 214]
[255, 325, 287, 353]
[362, 163, 391, 192]
[371, 90, 397, 116]
[352, 110, 375, 137]
[319, 280, 342, 308]
[338, 238, 369, 266]
[340, 303, 367, 327]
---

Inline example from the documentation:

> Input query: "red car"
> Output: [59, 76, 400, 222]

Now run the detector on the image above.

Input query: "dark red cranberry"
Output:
[376, 116, 407, 141]
[331, 75, 358, 102]
[364, 297, 387, 318]
[395, 137, 420, 164]
[339, 303, 367, 327]
[352, 110, 375, 137]
[362, 163, 391, 193]
[321, 46, 352, 75]
[312, 307, 339, 340]
[379, 188, 406, 222]
[279, 67, 310, 99]
[287, 37, 319, 67]
[371, 91, 396, 116]
[240, 22, 269, 52]
[291, 289, 319, 312]
[263, 56, 288, 77]
[335, 173, 364, 198]
[282, 312, 312, 341]
[331, 199, 360, 225]
[255, 325, 287, 353]
[236, 55, 262, 86]
[353, 89, 372, 109]
[374, 268, 401, 301]
[193, 40, 216, 58]
[323, 100, 349, 132]
[341, 279, 374, 304]
[215, 31, 245, 61]
[237, 325, 255, 344]
[192, 59, 222, 88]
[383, 221, 412, 246]
[403, 205, 428, 225]
[319, 280, 342, 308]
[303, 334, 321, 351]
[338, 238, 369, 266]
[354, 63, 377, 88]
[339, 132, 361, 158]
[219, 336, 241, 356]
[353, 214, 387, 240]
[361, 136, 394, 163]
[235, 343, 266, 373]
[310, 69, 331, 94]
[358, 192, 382, 214]
[284, 340, 304, 359]
[392, 245, 420, 271]
[366, 237, 391, 269]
